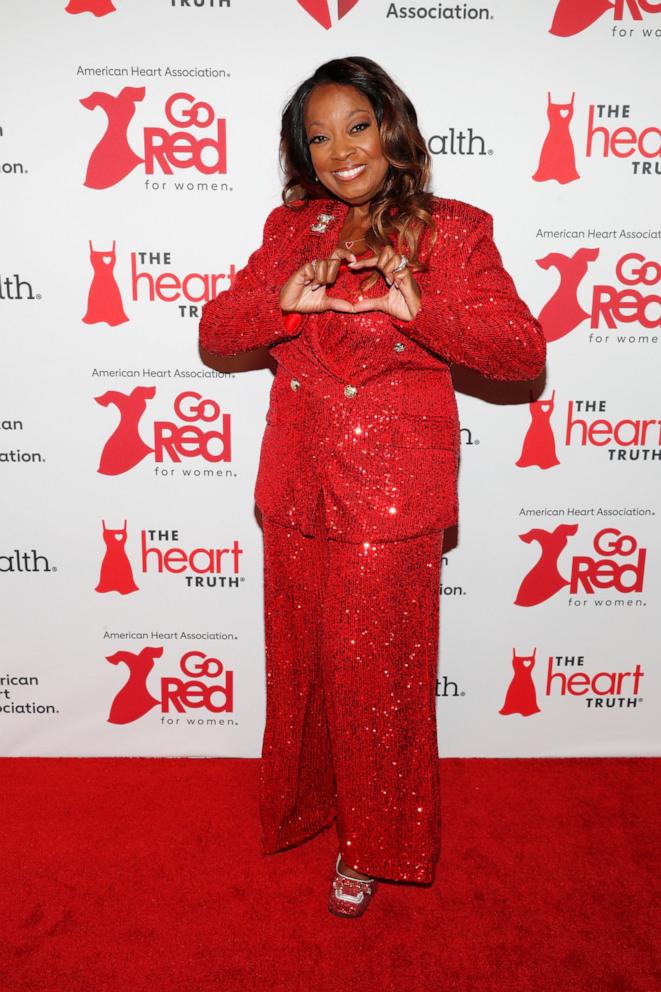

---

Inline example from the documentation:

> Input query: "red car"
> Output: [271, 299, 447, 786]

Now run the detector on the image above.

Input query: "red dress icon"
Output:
[515, 523, 578, 607]
[516, 390, 559, 469]
[105, 647, 162, 725]
[549, 0, 614, 37]
[536, 248, 600, 343]
[83, 241, 128, 326]
[96, 520, 138, 594]
[80, 87, 145, 190]
[532, 92, 580, 185]
[65, 0, 116, 14]
[95, 386, 155, 476]
[499, 649, 541, 717]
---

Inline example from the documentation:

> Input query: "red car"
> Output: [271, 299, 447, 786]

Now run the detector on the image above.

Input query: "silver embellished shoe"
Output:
[328, 853, 378, 918]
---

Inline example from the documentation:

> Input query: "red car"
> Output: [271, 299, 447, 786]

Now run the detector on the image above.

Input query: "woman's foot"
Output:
[328, 853, 378, 917]
[337, 856, 371, 881]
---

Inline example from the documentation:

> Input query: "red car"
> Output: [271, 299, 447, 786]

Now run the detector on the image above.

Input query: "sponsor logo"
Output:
[81, 89, 227, 190]
[0, 672, 56, 716]
[0, 418, 44, 465]
[515, 524, 647, 606]
[95, 521, 244, 591]
[549, 0, 661, 38]
[516, 394, 661, 467]
[105, 645, 234, 725]
[65, 0, 116, 16]
[427, 126, 492, 157]
[82, 242, 235, 325]
[533, 95, 660, 183]
[385, 3, 493, 20]
[296, 0, 360, 29]
[532, 91, 580, 185]
[537, 248, 660, 343]
[0, 550, 54, 573]
[0, 274, 39, 301]
[95, 387, 233, 476]
[499, 648, 644, 713]
[436, 674, 466, 697]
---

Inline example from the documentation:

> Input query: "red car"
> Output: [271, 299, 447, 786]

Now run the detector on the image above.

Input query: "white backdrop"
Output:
[1, 0, 659, 757]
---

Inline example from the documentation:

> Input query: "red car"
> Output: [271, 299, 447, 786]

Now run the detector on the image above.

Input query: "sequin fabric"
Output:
[199, 195, 546, 542]
[198, 195, 546, 884]
[259, 492, 444, 884]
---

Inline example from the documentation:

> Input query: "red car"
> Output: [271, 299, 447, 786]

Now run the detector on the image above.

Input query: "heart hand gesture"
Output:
[279, 248, 358, 314]
[349, 247, 421, 322]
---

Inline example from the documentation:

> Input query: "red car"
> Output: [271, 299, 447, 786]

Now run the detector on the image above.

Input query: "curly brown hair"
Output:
[279, 56, 438, 289]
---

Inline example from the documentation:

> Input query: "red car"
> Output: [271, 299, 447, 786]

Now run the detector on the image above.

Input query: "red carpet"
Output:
[1, 757, 659, 992]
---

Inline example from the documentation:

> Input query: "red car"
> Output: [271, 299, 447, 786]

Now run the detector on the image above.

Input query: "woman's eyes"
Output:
[308, 121, 370, 145]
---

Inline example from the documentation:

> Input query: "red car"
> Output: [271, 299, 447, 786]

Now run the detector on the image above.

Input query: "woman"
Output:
[199, 56, 546, 918]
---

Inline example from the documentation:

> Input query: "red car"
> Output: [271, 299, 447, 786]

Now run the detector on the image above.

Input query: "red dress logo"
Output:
[106, 647, 162, 725]
[296, 0, 360, 29]
[65, 0, 116, 15]
[549, 0, 661, 37]
[83, 241, 128, 326]
[516, 391, 560, 469]
[549, 0, 614, 35]
[515, 524, 578, 607]
[499, 649, 541, 717]
[533, 92, 580, 185]
[81, 87, 145, 190]
[81, 90, 227, 189]
[95, 520, 138, 595]
[537, 248, 600, 342]
[95, 386, 155, 475]
[105, 647, 234, 724]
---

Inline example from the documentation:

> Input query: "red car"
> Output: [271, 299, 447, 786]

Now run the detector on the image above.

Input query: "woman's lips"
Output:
[332, 163, 366, 182]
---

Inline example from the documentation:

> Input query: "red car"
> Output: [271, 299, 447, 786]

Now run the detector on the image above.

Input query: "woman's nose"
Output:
[331, 138, 354, 161]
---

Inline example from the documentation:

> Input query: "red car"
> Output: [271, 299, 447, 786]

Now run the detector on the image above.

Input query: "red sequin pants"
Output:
[259, 499, 444, 884]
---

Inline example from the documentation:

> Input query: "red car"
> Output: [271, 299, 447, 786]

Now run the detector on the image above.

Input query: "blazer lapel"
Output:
[299, 197, 349, 263]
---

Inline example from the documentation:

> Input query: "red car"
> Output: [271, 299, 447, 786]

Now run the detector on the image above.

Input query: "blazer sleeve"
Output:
[199, 205, 306, 357]
[391, 208, 546, 381]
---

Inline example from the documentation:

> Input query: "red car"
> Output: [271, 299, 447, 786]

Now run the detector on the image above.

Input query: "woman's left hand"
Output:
[348, 247, 422, 322]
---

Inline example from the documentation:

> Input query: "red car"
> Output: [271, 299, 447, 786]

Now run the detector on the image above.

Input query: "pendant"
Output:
[310, 212, 334, 234]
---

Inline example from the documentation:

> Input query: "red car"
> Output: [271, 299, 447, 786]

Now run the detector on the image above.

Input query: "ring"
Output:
[392, 255, 409, 274]
[311, 258, 318, 273]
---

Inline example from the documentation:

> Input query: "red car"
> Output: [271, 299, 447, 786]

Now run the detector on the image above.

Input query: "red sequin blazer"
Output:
[199, 195, 546, 542]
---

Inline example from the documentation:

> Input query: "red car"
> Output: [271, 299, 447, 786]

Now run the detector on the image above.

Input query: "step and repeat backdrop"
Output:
[1, 1, 659, 757]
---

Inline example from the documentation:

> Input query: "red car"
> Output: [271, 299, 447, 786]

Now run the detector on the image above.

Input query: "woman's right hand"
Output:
[279, 249, 358, 314]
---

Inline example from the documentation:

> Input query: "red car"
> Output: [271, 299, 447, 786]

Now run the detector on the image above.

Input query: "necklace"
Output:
[342, 235, 368, 250]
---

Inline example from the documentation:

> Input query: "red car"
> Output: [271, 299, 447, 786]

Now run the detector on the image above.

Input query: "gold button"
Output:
[290, 378, 300, 391]
[344, 384, 357, 398]
[394, 342, 405, 353]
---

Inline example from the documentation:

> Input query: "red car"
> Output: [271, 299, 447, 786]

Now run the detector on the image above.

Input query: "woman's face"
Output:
[303, 83, 389, 206]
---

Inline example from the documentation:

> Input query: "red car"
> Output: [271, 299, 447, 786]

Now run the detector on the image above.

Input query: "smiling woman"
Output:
[280, 57, 437, 293]
[198, 54, 546, 920]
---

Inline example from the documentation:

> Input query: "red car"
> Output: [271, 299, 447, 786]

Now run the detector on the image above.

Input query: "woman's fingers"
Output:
[349, 247, 409, 286]
[352, 293, 389, 313]
[326, 296, 357, 314]
[308, 249, 357, 291]
[329, 247, 358, 264]
[301, 261, 317, 285]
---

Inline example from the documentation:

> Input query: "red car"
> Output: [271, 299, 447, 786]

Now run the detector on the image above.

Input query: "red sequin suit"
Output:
[199, 195, 546, 883]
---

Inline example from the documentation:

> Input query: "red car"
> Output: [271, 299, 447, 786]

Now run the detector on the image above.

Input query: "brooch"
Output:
[310, 212, 334, 234]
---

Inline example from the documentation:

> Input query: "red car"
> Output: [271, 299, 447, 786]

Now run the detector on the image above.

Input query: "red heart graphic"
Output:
[297, 0, 331, 28]
[296, 0, 360, 29]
